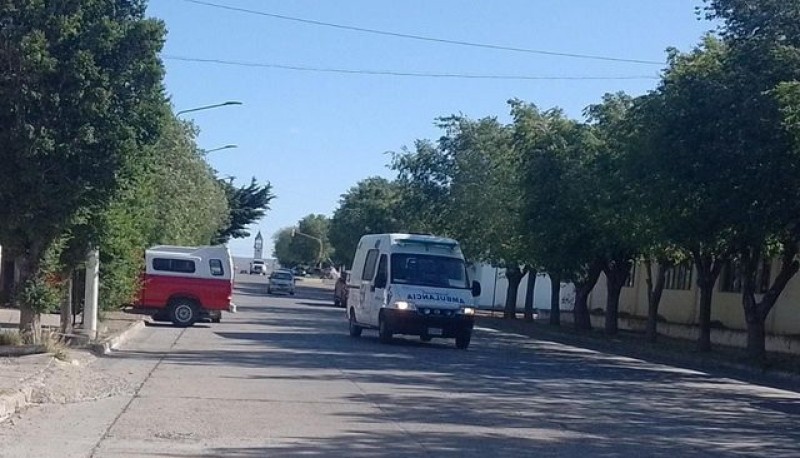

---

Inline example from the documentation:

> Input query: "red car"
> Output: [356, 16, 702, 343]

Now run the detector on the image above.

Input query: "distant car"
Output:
[334, 271, 349, 307]
[267, 270, 296, 295]
[292, 267, 309, 277]
[250, 259, 267, 275]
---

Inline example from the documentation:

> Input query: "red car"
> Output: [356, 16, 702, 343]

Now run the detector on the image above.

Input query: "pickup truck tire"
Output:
[169, 300, 199, 327]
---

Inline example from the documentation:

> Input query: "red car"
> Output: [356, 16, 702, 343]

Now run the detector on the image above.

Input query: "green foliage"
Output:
[273, 228, 301, 268]
[146, 117, 230, 246]
[0, 0, 167, 322]
[215, 178, 275, 244]
[329, 177, 405, 267]
[392, 116, 530, 269]
[273, 215, 332, 267]
[513, 101, 600, 282]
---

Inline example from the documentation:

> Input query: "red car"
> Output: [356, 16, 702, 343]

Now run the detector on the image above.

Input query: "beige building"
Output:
[588, 260, 800, 336]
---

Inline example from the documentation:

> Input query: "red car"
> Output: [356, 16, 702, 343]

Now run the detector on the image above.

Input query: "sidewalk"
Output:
[0, 308, 147, 421]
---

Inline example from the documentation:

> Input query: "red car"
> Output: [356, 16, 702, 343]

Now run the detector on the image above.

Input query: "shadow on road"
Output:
[110, 277, 800, 457]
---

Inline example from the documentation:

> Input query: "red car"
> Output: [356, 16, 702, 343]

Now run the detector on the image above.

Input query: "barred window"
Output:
[664, 263, 693, 290]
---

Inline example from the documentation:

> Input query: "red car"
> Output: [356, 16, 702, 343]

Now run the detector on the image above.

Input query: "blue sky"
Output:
[146, 0, 712, 257]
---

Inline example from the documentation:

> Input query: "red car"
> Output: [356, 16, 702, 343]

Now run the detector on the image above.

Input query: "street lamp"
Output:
[176, 101, 242, 116]
[292, 228, 324, 268]
[201, 144, 238, 154]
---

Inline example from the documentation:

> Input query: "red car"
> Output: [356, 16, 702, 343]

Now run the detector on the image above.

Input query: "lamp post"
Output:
[176, 101, 242, 116]
[292, 228, 324, 268]
[200, 144, 238, 154]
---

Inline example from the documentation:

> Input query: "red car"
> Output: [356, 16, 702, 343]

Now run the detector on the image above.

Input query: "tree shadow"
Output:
[107, 286, 800, 457]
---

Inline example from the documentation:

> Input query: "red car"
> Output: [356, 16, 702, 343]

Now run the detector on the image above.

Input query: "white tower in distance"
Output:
[253, 231, 263, 260]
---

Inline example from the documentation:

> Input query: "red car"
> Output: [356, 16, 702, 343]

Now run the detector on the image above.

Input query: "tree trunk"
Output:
[741, 242, 799, 360]
[603, 259, 632, 336]
[60, 274, 73, 335]
[503, 266, 524, 319]
[524, 267, 537, 322]
[549, 273, 561, 326]
[14, 254, 43, 341]
[693, 252, 724, 353]
[645, 260, 667, 343]
[573, 260, 603, 331]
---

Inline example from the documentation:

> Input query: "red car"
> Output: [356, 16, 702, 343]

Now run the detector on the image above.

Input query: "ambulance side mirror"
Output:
[471, 281, 482, 297]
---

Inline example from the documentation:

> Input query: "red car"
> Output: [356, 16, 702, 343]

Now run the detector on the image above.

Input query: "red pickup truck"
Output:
[137, 245, 235, 326]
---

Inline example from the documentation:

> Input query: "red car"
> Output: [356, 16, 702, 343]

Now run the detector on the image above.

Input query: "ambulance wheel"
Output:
[349, 309, 362, 337]
[378, 313, 393, 344]
[169, 300, 199, 327]
[455, 330, 472, 350]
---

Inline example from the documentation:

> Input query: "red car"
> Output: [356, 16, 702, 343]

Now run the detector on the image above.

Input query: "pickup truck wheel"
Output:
[378, 314, 393, 344]
[455, 330, 472, 350]
[170, 300, 199, 327]
[348, 310, 362, 337]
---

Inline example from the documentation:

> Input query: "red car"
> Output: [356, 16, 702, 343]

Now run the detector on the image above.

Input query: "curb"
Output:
[0, 345, 46, 358]
[89, 320, 145, 356]
[0, 355, 56, 422]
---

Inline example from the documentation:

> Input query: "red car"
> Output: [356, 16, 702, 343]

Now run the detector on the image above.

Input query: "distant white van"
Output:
[346, 234, 481, 349]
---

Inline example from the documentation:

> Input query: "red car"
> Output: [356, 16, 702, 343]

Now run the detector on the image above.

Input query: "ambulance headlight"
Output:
[461, 307, 476, 316]
[393, 301, 416, 311]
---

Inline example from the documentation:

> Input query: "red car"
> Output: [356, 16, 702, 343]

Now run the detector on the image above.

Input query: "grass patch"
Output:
[41, 332, 69, 361]
[0, 330, 23, 346]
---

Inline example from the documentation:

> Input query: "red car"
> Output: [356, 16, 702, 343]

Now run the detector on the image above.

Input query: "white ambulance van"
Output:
[346, 234, 481, 349]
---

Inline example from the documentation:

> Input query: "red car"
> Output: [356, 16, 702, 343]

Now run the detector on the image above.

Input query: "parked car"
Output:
[334, 271, 350, 307]
[137, 245, 235, 326]
[250, 259, 267, 275]
[267, 270, 296, 295]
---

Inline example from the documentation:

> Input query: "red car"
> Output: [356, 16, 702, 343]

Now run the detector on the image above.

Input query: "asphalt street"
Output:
[1, 275, 799, 457]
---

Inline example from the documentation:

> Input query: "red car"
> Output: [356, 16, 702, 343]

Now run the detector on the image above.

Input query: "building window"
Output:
[153, 258, 196, 274]
[664, 263, 693, 290]
[624, 264, 636, 288]
[720, 260, 771, 294]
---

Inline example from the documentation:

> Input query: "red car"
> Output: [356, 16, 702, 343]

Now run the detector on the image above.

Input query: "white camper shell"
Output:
[346, 234, 481, 349]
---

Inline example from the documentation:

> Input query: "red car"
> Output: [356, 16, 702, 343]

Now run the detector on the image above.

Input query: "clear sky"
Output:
[146, 0, 712, 257]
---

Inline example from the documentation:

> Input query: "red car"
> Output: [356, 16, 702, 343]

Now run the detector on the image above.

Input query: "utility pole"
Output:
[83, 248, 99, 339]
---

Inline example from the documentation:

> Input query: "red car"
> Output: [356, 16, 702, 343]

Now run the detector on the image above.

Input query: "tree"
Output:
[0, 0, 167, 334]
[701, 0, 800, 358]
[273, 228, 302, 268]
[145, 117, 230, 247]
[214, 178, 275, 244]
[329, 177, 404, 268]
[585, 93, 643, 335]
[393, 115, 534, 319]
[273, 215, 332, 268]
[514, 102, 603, 330]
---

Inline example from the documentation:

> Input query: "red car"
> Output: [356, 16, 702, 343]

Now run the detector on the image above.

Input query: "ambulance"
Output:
[346, 234, 481, 349]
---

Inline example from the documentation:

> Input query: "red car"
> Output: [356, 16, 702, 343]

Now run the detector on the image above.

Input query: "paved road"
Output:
[2, 275, 800, 457]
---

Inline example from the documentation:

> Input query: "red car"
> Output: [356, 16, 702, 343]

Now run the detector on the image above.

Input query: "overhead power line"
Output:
[164, 55, 659, 81]
[180, 0, 666, 66]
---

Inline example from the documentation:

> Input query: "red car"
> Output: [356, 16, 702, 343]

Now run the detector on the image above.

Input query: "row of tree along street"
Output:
[0, 2, 273, 338]
[320, 1, 800, 360]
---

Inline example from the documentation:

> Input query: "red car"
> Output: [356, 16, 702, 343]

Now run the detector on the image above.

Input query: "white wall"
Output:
[470, 264, 575, 312]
